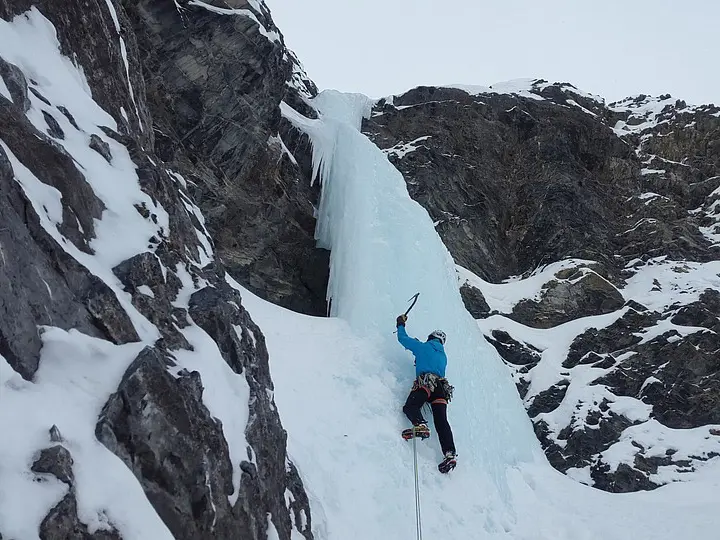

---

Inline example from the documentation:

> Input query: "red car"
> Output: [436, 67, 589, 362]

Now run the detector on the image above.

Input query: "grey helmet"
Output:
[428, 330, 447, 345]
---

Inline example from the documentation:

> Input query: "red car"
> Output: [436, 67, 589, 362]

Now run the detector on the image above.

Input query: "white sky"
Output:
[268, 0, 719, 105]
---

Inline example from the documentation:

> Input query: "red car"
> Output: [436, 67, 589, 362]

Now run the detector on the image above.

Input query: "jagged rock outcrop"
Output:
[97, 347, 236, 539]
[0, 1, 316, 538]
[563, 306, 659, 368]
[527, 380, 570, 417]
[113, 252, 190, 350]
[97, 342, 309, 540]
[32, 445, 75, 486]
[596, 325, 720, 429]
[365, 80, 720, 492]
[187, 281, 311, 539]
[0, 58, 112, 378]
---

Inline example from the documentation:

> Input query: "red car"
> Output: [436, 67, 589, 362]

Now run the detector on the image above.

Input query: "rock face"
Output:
[366, 83, 719, 282]
[366, 86, 631, 282]
[121, 0, 328, 316]
[365, 80, 720, 492]
[0, 1, 316, 538]
[97, 348, 237, 539]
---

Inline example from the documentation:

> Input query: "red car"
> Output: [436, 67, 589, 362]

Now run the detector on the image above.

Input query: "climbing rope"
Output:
[412, 432, 423, 540]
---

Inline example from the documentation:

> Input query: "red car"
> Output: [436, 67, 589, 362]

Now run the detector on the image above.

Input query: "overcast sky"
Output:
[268, 0, 719, 105]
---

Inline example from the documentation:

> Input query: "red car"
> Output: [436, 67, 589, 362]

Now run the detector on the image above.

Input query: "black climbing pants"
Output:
[403, 383, 456, 455]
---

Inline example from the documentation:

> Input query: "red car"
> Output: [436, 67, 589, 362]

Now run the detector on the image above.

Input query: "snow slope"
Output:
[243, 273, 720, 540]
[0, 333, 174, 540]
[255, 91, 720, 539]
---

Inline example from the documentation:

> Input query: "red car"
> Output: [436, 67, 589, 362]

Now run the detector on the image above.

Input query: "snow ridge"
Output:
[188, 0, 281, 43]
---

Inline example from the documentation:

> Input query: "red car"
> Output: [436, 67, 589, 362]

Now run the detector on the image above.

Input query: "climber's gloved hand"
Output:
[396, 314, 407, 327]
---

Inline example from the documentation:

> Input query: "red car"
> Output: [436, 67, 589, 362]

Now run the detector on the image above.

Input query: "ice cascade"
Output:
[282, 91, 543, 500]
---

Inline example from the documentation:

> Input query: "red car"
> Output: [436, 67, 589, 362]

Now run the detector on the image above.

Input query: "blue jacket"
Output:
[397, 325, 447, 377]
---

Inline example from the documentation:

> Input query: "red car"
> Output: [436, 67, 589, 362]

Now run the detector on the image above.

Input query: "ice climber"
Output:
[396, 313, 457, 473]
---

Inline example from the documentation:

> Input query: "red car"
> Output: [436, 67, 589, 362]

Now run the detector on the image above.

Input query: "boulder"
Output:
[459, 283, 491, 318]
[39, 494, 122, 540]
[32, 445, 74, 486]
[527, 380, 569, 417]
[30, 443, 122, 539]
[511, 270, 625, 328]
[484, 330, 541, 366]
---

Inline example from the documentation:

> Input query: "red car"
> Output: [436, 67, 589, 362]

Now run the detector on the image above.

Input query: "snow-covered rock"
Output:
[0, 2, 314, 539]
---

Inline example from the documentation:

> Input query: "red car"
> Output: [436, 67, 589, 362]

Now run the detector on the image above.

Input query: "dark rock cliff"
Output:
[0, 0, 318, 538]
[121, 0, 328, 316]
[365, 84, 718, 283]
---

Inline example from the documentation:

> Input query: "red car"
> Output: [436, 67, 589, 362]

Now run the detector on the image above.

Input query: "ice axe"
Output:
[403, 292, 420, 317]
[394, 293, 420, 334]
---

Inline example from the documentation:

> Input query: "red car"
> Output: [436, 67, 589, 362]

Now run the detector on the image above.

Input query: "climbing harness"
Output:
[412, 373, 454, 402]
